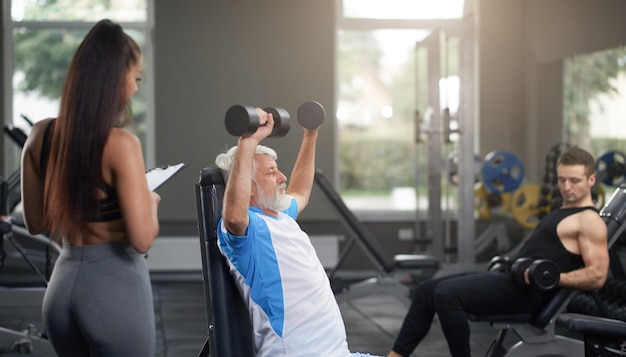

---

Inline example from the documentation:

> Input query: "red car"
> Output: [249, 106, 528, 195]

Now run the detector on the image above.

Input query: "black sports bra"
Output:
[40, 119, 122, 222]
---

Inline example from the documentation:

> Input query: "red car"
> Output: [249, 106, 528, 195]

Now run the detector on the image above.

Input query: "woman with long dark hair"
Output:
[21, 19, 161, 356]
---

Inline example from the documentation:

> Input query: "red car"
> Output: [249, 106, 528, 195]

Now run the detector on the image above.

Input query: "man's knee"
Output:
[433, 279, 464, 306]
[413, 277, 441, 303]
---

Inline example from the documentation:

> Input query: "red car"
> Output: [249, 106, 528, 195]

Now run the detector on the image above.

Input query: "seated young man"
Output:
[215, 108, 380, 357]
[387, 146, 609, 357]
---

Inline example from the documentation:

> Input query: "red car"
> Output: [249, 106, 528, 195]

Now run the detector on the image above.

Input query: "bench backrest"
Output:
[195, 166, 254, 357]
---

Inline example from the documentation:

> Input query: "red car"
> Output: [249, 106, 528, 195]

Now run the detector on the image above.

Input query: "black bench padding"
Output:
[196, 166, 254, 357]
[557, 313, 626, 339]
[469, 289, 574, 329]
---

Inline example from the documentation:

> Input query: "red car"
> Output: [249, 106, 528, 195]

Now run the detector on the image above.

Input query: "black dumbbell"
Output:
[297, 101, 326, 129]
[225, 105, 291, 138]
[487, 255, 511, 273]
[511, 257, 560, 291]
[528, 259, 560, 291]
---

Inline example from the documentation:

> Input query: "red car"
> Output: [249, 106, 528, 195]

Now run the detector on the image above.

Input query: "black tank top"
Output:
[515, 207, 594, 273]
[40, 119, 122, 222]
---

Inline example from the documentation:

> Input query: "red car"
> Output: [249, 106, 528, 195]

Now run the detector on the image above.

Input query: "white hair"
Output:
[214, 145, 278, 182]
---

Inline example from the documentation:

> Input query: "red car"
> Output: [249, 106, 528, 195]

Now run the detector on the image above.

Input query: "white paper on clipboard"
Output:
[146, 163, 187, 191]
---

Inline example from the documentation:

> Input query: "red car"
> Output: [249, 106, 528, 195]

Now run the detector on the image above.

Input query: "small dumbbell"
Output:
[511, 257, 560, 291]
[487, 255, 511, 273]
[297, 101, 326, 129]
[225, 105, 291, 138]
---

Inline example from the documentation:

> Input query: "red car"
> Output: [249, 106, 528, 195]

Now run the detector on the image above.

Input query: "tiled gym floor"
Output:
[1, 269, 516, 357]
[149, 272, 516, 357]
[1, 232, 579, 357]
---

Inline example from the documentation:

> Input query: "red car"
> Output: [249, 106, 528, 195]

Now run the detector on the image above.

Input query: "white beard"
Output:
[256, 182, 291, 212]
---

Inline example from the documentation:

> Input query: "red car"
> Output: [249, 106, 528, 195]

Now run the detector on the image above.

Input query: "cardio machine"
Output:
[1, 123, 58, 357]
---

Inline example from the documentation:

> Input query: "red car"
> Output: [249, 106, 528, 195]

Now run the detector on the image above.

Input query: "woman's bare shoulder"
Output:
[100, 128, 144, 187]
[23, 118, 55, 148]
[105, 128, 142, 156]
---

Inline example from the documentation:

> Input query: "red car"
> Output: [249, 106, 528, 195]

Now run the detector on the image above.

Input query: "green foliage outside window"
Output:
[564, 46, 626, 153]
[15, 29, 81, 98]
[10, 0, 149, 142]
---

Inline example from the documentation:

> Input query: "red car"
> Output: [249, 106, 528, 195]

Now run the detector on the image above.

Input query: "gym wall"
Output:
[153, 0, 336, 229]
[478, 0, 626, 181]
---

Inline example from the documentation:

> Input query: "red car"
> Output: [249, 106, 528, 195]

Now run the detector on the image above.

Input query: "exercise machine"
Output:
[1, 179, 59, 356]
[1, 122, 58, 356]
[314, 169, 440, 306]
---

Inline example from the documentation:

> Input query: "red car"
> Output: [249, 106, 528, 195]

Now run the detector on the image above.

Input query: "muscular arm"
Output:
[559, 210, 609, 290]
[286, 127, 319, 215]
[107, 129, 160, 253]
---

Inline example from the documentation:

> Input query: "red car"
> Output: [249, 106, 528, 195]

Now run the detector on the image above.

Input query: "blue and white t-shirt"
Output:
[218, 198, 351, 357]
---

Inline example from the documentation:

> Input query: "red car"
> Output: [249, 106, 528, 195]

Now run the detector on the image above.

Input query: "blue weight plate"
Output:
[481, 150, 525, 193]
[595, 150, 626, 187]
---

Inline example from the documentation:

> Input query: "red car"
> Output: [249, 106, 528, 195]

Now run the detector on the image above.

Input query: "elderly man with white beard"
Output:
[214, 108, 380, 357]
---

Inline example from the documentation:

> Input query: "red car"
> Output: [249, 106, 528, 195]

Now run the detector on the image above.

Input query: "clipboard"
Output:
[146, 163, 188, 191]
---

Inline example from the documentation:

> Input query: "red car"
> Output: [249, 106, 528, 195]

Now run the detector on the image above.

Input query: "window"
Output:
[336, 0, 466, 213]
[342, 0, 465, 20]
[563, 46, 626, 188]
[3, 0, 155, 174]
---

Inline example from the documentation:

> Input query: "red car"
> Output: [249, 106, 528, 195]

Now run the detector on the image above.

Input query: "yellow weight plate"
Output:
[500, 192, 512, 213]
[474, 183, 492, 220]
[511, 184, 548, 230]
[592, 184, 605, 210]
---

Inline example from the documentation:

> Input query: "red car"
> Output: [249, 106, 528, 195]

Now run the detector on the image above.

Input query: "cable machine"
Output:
[414, 17, 476, 266]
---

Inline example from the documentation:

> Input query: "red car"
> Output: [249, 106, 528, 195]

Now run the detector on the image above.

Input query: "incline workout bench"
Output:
[196, 166, 254, 357]
[314, 169, 440, 305]
[469, 184, 626, 357]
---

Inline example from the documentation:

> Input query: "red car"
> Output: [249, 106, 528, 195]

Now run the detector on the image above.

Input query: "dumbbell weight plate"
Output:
[481, 150, 525, 194]
[510, 184, 546, 230]
[225, 105, 260, 137]
[297, 101, 326, 129]
[528, 259, 560, 291]
[264, 107, 291, 137]
[592, 184, 605, 210]
[595, 150, 626, 187]
[474, 183, 492, 220]
[488, 255, 511, 273]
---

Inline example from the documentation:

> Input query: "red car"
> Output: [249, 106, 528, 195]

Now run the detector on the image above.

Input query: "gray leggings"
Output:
[43, 243, 155, 357]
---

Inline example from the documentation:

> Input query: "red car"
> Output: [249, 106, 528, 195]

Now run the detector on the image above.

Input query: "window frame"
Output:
[334, 0, 468, 217]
